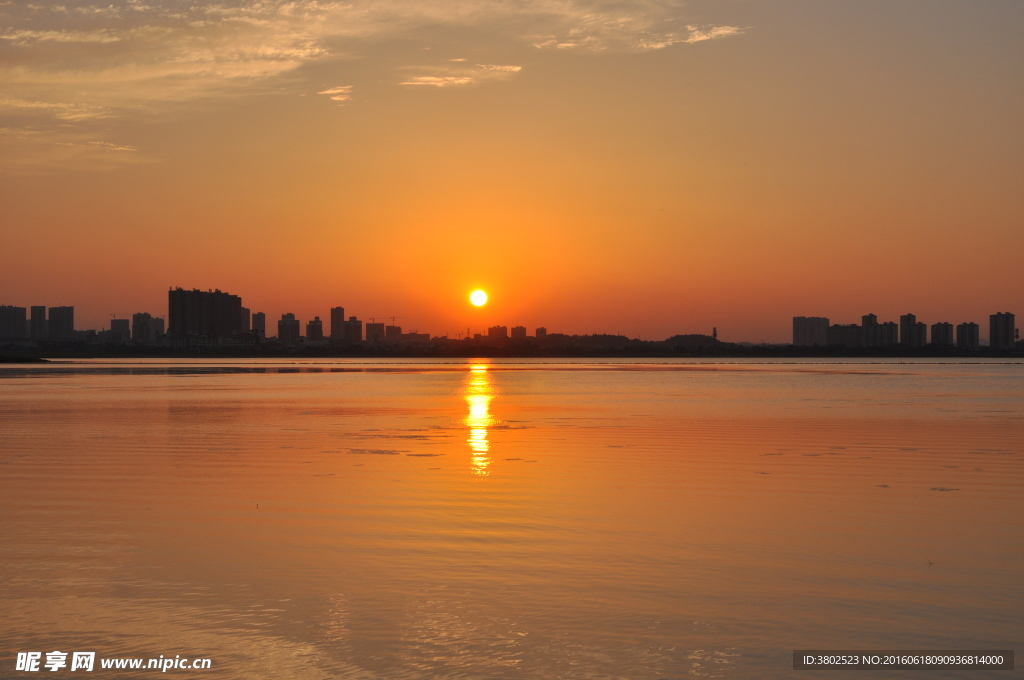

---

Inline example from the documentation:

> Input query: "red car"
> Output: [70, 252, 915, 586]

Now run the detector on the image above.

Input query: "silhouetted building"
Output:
[861, 314, 897, 347]
[343, 316, 362, 343]
[793, 316, 829, 347]
[365, 322, 385, 343]
[488, 325, 508, 339]
[930, 322, 954, 346]
[899, 313, 927, 348]
[109, 319, 131, 344]
[241, 307, 251, 333]
[827, 323, 862, 348]
[48, 306, 74, 340]
[30, 306, 46, 339]
[278, 313, 301, 344]
[385, 325, 402, 341]
[511, 325, 527, 339]
[0, 305, 27, 339]
[330, 307, 345, 341]
[252, 312, 266, 338]
[168, 288, 242, 338]
[990, 312, 1015, 350]
[957, 322, 980, 349]
[405, 332, 430, 342]
[536, 327, 547, 339]
[306, 316, 324, 341]
[132, 313, 163, 342]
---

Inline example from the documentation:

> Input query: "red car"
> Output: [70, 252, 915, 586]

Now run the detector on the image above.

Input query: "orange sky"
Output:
[1, 0, 1021, 341]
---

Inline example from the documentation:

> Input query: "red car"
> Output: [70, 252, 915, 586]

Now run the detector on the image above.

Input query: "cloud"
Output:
[318, 85, 353, 102]
[400, 63, 523, 87]
[401, 76, 477, 87]
[0, 0, 745, 171]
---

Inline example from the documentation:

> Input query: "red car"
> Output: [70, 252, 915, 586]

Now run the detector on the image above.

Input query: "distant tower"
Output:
[713, 327, 717, 340]
[252, 312, 266, 339]
[47, 306, 75, 340]
[989, 312, 1015, 350]
[278, 313, 301, 344]
[306, 316, 324, 341]
[330, 307, 345, 341]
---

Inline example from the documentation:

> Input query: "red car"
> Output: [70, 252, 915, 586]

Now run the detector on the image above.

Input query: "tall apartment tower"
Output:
[132, 312, 161, 342]
[792, 316, 829, 347]
[0, 305, 27, 339]
[343, 317, 362, 343]
[252, 312, 266, 338]
[167, 288, 242, 338]
[47, 306, 75, 339]
[536, 327, 548, 339]
[306, 317, 324, 341]
[278, 313, 301, 344]
[30, 306, 47, 339]
[930, 322, 954, 346]
[956, 322, 980, 349]
[330, 307, 345, 341]
[240, 307, 251, 333]
[899, 313, 927, 348]
[989, 312, 1016, 350]
[511, 326, 527, 339]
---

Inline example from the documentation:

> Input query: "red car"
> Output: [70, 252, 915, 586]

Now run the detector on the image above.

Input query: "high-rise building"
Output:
[365, 322, 385, 343]
[792, 316, 829, 347]
[110, 319, 131, 344]
[930, 322, 954, 346]
[132, 312, 162, 342]
[306, 317, 324, 341]
[30, 306, 47, 339]
[990, 312, 1016, 350]
[252, 312, 266, 338]
[899, 314, 927, 348]
[240, 307, 251, 333]
[488, 325, 508, 339]
[343, 317, 362, 343]
[168, 288, 243, 338]
[956, 322, 980, 349]
[385, 325, 402, 341]
[878, 321, 899, 346]
[511, 326, 527, 339]
[536, 327, 547, 339]
[827, 324, 862, 347]
[330, 307, 345, 341]
[0, 305, 27, 339]
[278, 313, 301, 344]
[861, 314, 898, 347]
[47, 306, 74, 340]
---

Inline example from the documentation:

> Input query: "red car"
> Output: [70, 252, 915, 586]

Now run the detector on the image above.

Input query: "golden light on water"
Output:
[469, 290, 488, 307]
[464, 364, 494, 475]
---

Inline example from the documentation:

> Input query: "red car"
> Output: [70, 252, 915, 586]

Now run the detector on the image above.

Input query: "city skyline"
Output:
[2, 285, 1019, 347]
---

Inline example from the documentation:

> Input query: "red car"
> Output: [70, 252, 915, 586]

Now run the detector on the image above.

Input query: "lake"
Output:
[1, 359, 1021, 678]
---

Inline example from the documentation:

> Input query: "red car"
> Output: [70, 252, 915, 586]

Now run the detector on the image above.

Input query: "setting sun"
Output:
[470, 290, 488, 307]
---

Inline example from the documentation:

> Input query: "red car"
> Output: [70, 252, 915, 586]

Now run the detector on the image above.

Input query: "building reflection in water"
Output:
[463, 364, 495, 475]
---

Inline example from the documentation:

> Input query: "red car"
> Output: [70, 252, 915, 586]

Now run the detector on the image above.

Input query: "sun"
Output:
[470, 289, 488, 307]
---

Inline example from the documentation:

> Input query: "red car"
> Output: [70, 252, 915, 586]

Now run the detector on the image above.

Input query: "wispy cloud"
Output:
[0, 0, 744, 171]
[400, 63, 523, 87]
[318, 85, 353, 102]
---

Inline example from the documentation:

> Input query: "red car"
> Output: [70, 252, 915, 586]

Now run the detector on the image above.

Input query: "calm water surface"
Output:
[1, 359, 1022, 678]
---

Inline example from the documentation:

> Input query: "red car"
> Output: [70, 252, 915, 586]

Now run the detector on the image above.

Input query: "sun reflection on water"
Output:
[464, 363, 495, 475]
